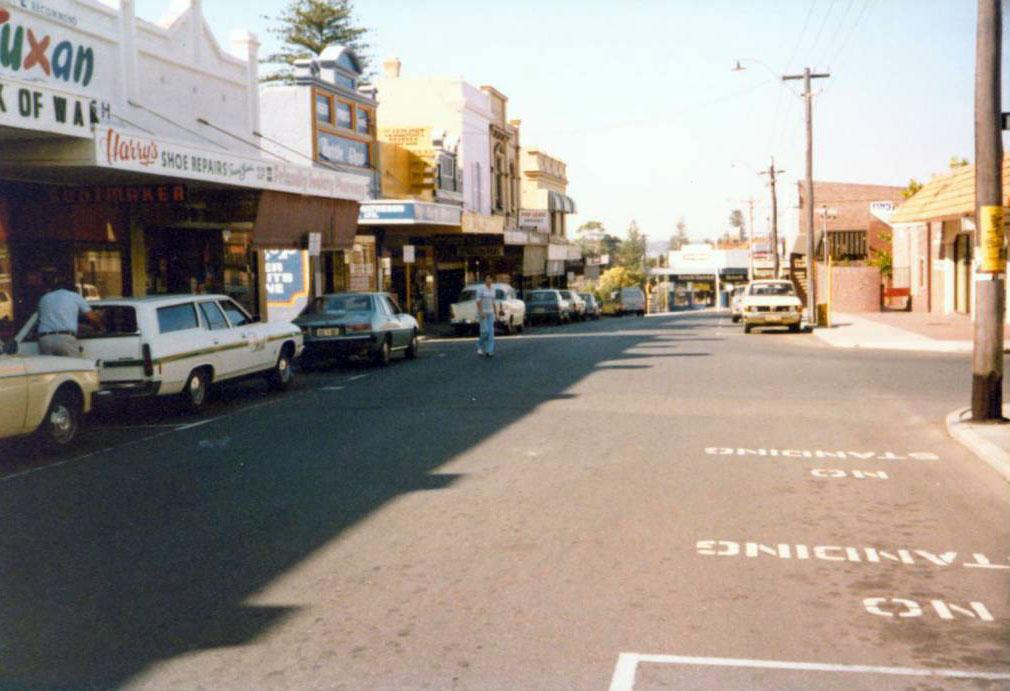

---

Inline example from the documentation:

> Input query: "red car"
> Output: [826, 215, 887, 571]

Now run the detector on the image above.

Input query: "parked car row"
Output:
[449, 284, 607, 331]
[0, 291, 418, 449]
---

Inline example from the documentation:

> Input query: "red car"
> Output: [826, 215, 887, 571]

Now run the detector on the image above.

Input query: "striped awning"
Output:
[548, 191, 577, 214]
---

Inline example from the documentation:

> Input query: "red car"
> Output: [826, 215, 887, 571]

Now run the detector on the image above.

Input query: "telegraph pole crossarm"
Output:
[783, 67, 830, 327]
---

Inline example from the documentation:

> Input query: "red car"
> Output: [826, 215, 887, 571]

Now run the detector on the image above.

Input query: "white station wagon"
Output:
[15, 295, 303, 411]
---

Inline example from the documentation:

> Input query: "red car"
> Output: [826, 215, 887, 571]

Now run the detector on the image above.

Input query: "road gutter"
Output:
[945, 406, 1010, 483]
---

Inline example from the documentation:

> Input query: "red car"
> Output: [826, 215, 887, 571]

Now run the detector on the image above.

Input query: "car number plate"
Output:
[316, 327, 342, 337]
[532, 307, 545, 313]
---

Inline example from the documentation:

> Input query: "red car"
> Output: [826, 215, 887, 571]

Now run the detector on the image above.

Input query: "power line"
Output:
[807, 0, 839, 61]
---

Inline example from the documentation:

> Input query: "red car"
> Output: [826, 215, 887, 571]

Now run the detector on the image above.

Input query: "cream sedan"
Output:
[0, 344, 99, 447]
[741, 280, 804, 334]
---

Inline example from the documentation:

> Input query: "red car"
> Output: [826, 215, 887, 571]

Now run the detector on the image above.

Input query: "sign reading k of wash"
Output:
[0, 76, 106, 137]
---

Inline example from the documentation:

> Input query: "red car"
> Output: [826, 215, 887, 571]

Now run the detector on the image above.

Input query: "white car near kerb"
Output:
[450, 284, 526, 335]
[15, 294, 303, 411]
[741, 280, 804, 333]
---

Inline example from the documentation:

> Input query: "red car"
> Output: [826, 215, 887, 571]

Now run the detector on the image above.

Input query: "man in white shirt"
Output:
[475, 274, 498, 357]
[37, 276, 102, 357]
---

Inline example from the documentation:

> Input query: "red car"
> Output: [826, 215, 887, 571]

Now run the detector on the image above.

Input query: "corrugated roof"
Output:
[891, 158, 1010, 224]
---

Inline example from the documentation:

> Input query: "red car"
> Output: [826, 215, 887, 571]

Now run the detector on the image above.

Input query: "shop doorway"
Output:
[436, 268, 465, 322]
[146, 227, 225, 296]
[953, 233, 972, 314]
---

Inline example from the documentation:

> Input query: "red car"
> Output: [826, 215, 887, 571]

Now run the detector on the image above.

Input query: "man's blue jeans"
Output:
[478, 314, 495, 355]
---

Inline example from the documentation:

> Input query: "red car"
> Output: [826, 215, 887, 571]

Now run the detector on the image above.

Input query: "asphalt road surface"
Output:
[2, 311, 1008, 690]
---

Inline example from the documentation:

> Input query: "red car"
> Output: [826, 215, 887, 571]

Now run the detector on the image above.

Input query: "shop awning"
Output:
[254, 191, 360, 250]
[548, 191, 577, 214]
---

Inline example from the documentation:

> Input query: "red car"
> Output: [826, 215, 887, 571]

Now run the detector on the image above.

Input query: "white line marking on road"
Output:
[811, 468, 889, 480]
[706, 447, 939, 461]
[347, 374, 368, 382]
[321, 386, 345, 391]
[695, 540, 1010, 569]
[864, 597, 994, 621]
[607, 653, 1010, 691]
[98, 423, 184, 430]
[176, 417, 221, 431]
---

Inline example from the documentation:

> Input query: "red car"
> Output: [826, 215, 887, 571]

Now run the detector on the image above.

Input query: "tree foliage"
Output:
[728, 209, 745, 242]
[949, 156, 969, 169]
[617, 220, 647, 270]
[669, 217, 689, 250]
[262, 0, 370, 83]
[902, 179, 923, 200]
[597, 266, 643, 302]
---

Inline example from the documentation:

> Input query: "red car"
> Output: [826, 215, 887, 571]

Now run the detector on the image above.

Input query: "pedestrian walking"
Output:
[37, 274, 102, 357]
[475, 274, 499, 358]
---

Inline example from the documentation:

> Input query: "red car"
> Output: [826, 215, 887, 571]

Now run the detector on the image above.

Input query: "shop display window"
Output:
[74, 249, 123, 301]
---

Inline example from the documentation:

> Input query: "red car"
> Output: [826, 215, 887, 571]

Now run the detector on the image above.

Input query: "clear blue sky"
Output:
[137, 0, 1007, 245]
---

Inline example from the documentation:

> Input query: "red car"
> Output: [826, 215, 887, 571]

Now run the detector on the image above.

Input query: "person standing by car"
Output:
[475, 274, 498, 357]
[37, 275, 102, 357]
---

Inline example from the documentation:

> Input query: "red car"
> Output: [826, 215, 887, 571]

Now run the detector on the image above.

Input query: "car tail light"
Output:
[142, 343, 154, 377]
[347, 323, 370, 332]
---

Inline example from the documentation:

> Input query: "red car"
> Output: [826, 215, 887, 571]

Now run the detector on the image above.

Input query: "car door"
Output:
[196, 300, 238, 379]
[0, 354, 28, 437]
[380, 295, 410, 347]
[218, 298, 267, 375]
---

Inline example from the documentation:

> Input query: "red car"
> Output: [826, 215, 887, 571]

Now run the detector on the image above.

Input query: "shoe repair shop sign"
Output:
[0, 76, 108, 137]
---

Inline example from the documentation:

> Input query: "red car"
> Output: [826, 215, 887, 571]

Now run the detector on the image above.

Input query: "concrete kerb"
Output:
[945, 406, 1010, 483]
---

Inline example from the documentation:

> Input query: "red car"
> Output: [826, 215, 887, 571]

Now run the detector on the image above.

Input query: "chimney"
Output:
[383, 57, 401, 78]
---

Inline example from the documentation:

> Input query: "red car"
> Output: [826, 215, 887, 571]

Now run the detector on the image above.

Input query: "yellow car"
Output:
[0, 344, 99, 448]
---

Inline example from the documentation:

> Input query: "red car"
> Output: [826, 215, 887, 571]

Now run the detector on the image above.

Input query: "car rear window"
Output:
[302, 295, 372, 315]
[528, 292, 556, 303]
[157, 303, 199, 334]
[458, 289, 476, 302]
[750, 283, 795, 296]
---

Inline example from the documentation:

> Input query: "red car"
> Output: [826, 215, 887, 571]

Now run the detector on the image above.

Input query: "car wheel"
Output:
[406, 330, 419, 359]
[267, 345, 295, 391]
[744, 324, 753, 334]
[731, 315, 740, 323]
[789, 323, 801, 333]
[39, 387, 82, 448]
[374, 337, 391, 366]
[182, 368, 211, 412]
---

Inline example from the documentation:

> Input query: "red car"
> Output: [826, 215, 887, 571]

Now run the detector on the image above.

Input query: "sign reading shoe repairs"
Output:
[94, 128, 368, 201]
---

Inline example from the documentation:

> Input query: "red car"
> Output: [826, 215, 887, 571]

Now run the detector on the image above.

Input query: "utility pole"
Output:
[760, 158, 785, 278]
[972, 0, 1004, 421]
[784, 67, 830, 326]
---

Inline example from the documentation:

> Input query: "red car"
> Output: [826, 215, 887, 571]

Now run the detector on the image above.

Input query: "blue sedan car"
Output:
[294, 293, 419, 366]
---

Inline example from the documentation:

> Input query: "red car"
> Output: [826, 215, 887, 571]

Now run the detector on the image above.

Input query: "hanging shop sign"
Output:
[47, 184, 185, 204]
[0, 76, 108, 137]
[94, 128, 368, 201]
[403, 244, 415, 263]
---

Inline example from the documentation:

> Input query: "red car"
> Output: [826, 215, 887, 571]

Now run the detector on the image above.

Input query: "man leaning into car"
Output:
[37, 274, 102, 357]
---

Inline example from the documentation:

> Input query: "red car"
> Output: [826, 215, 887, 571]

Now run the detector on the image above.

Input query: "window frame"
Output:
[218, 298, 253, 328]
[198, 300, 230, 331]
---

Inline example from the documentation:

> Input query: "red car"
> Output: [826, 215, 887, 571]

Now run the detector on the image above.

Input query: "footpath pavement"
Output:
[811, 310, 1010, 485]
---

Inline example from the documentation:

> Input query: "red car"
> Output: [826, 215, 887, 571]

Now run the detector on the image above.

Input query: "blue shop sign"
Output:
[359, 203, 416, 222]
[264, 250, 308, 306]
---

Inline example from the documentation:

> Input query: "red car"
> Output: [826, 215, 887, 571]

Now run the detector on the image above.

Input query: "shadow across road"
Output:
[0, 312, 716, 688]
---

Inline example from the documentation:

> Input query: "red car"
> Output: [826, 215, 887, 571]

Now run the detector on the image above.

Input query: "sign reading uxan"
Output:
[0, 6, 109, 94]
[94, 128, 367, 201]
[0, 76, 108, 137]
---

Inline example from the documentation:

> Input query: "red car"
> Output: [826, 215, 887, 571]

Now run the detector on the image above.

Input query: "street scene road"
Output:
[3, 312, 1007, 689]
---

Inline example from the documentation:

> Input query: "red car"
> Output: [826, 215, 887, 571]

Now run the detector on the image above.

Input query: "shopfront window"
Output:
[74, 249, 123, 300]
[0, 244, 13, 340]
